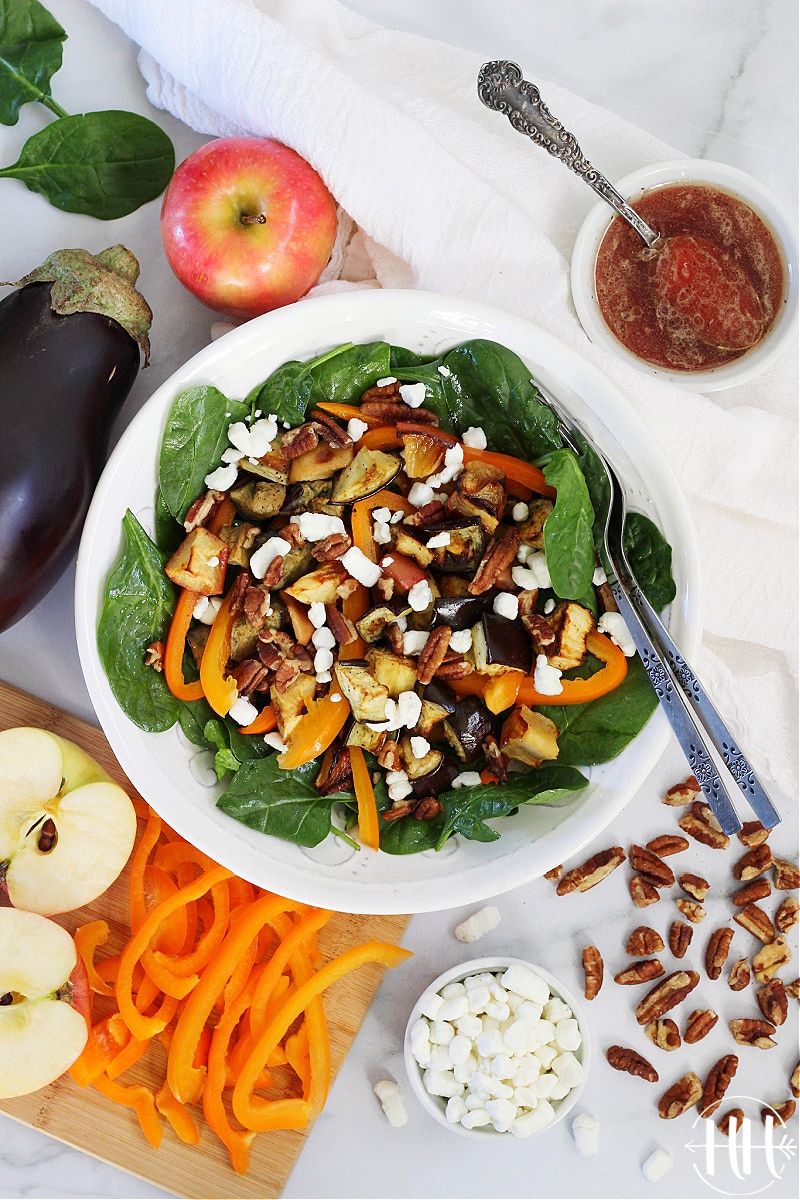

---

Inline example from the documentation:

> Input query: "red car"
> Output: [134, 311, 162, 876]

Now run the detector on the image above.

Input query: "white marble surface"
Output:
[0, 1, 797, 1198]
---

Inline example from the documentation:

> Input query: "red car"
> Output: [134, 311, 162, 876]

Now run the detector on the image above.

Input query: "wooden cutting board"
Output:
[0, 681, 411, 1199]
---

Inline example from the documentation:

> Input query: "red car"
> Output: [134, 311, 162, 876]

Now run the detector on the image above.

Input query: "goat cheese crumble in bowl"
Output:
[404, 956, 590, 1138]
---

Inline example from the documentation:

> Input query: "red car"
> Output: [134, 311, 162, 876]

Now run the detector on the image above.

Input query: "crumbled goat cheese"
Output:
[341, 546, 382, 587]
[264, 730, 287, 752]
[449, 628, 473, 654]
[493, 592, 519, 620]
[513, 549, 551, 589]
[408, 481, 435, 508]
[407, 579, 433, 611]
[452, 771, 482, 789]
[386, 769, 413, 800]
[373, 520, 392, 545]
[641, 1147, 673, 1182]
[376, 376, 397, 387]
[366, 690, 422, 733]
[437, 364, 452, 377]
[312, 627, 336, 650]
[373, 1079, 408, 1127]
[592, 564, 607, 586]
[534, 654, 563, 696]
[454, 906, 501, 943]
[409, 735, 431, 759]
[512, 501, 530, 522]
[399, 382, 426, 408]
[347, 417, 369, 442]
[597, 611, 636, 656]
[402, 630, 429, 656]
[426, 531, 451, 549]
[250, 536, 291, 580]
[427, 443, 464, 488]
[571, 1112, 600, 1155]
[314, 647, 334, 678]
[290, 512, 346, 542]
[228, 696, 258, 726]
[543, 598, 556, 615]
[192, 595, 222, 625]
[227, 415, 278, 458]
[204, 463, 238, 491]
[329, 692, 342, 703]
[308, 601, 327, 629]
[461, 426, 487, 449]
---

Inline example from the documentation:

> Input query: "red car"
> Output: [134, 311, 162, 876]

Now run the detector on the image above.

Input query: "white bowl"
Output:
[403, 956, 591, 1138]
[570, 159, 799, 392]
[75, 288, 702, 914]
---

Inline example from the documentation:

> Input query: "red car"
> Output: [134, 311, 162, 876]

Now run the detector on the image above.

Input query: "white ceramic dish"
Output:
[75, 289, 702, 915]
[403, 956, 591, 1138]
[570, 159, 799, 392]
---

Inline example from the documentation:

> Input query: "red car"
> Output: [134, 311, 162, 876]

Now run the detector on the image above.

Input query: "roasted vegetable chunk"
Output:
[330, 447, 401, 503]
[544, 601, 594, 671]
[165, 527, 228, 595]
[500, 706, 559, 765]
[333, 661, 390, 723]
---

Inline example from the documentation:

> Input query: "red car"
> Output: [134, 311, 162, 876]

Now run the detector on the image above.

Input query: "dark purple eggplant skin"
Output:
[479, 612, 533, 673]
[0, 282, 140, 631]
[444, 696, 494, 762]
[422, 677, 459, 714]
[410, 753, 459, 798]
[431, 594, 491, 631]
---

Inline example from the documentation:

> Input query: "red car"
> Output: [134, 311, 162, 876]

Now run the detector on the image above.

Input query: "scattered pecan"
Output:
[738, 820, 769, 847]
[757, 978, 788, 1026]
[728, 958, 751, 991]
[630, 875, 660, 908]
[520, 610, 558, 652]
[315, 745, 354, 796]
[183, 488, 225, 531]
[753, 937, 792, 983]
[773, 858, 800, 889]
[381, 801, 417, 822]
[662, 776, 700, 807]
[606, 1045, 658, 1083]
[679, 872, 709, 901]
[312, 532, 352, 562]
[629, 844, 675, 888]
[678, 806, 730, 850]
[228, 570, 251, 614]
[323, 603, 358, 646]
[717, 1107, 744, 1136]
[582, 946, 604, 1000]
[360, 400, 438, 423]
[434, 654, 474, 680]
[675, 898, 706, 924]
[701, 1055, 738, 1117]
[416, 625, 452, 685]
[482, 733, 508, 783]
[384, 620, 404, 653]
[685, 1008, 718, 1044]
[144, 641, 165, 672]
[776, 896, 800, 933]
[403, 499, 447, 528]
[763, 1100, 796, 1125]
[377, 740, 402, 771]
[785, 979, 800, 1000]
[280, 422, 319, 458]
[645, 1018, 681, 1052]
[468, 525, 520, 595]
[792, 1062, 800, 1098]
[636, 970, 700, 1025]
[361, 380, 402, 403]
[658, 1072, 703, 1119]
[705, 927, 734, 981]
[669, 920, 694, 959]
[374, 576, 395, 603]
[556, 846, 627, 895]
[414, 796, 443, 821]
[544, 864, 563, 881]
[260, 555, 286, 589]
[729, 1018, 777, 1049]
[732, 843, 773, 881]
[230, 658, 269, 696]
[733, 878, 771, 907]
[734, 903, 776, 943]
[244, 583, 272, 628]
[646, 834, 689, 857]
[626, 926, 665, 956]
[614, 960, 665, 986]
[309, 409, 353, 448]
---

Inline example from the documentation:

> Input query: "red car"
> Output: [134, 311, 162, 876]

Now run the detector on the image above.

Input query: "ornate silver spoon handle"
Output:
[477, 59, 660, 248]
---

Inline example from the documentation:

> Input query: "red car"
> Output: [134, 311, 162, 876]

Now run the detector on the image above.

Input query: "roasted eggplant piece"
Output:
[365, 647, 418, 696]
[230, 477, 286, 520]
[217, 521, 260, 568]
[333, 660, 390, 723]
[517, 498, 554, 550]
[399, 736, 445, 780]
[282, 479, 339, 515]
[416, 519, 486, 573]
[289, 441, 354, 483]
[431, 594, 491, 631]
[343, 717, 387, 755]
[330, 447, 401, 503]
[545, 601, 595, 670]
[284, 561, 348, 605]
[422, 678, 458, 715]
[272, 673, 317, 741]
[416, 697, 450, 737]
[165, 527, 229, 595]
[443, 696, 493, 762]
[256, 538, 315, 590]
[389, 525, 434, 567]
[472, 612, 533, 675]
[409, 752, 460, 797]
[241, 446, 290, 485]
[355, 598, 412, 644]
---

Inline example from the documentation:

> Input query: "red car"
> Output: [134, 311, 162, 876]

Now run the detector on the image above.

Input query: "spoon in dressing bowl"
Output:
[477, 61, 765, 352]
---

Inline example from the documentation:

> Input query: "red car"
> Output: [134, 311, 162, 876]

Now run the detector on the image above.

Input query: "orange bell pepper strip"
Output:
[135, 968, 163, 1013]
[93, 1073, 162, 1149]
[153, 876, 230, 980]
[359, 425, 402, 451]
[285, 1022, 311, 1095]
[153, 840, 216, 876]
[129, 807, 162, 935]
[315, 402, 384, 429]
[232, 941, 412, 1132]
[517, 628, 628, 706]
[199, 585, 239, 716]
[69, 1013, 131, 1087]
[238, 704, 277, 735]
[143, 864, 188, 955]
[351, 489, 414, 563]
[116, 863, 233, 1041]
[73, 920, 115, 998]
[164, 587, 206, 702]
[204, 967, 263, 1175]
[155, 1080, 200, 1145]
[106, 1033, 152, 1080]
[208, 495, 237, 536]
[277, 692, 351, 770]
[350, 746, 380, 851]
[339, 583, 369, 660]
[247, 908, 333, 1040]
[461, 446, 555, 498]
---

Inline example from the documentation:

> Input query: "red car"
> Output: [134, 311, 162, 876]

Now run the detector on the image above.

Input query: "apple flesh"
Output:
[0, 727, 136, 916]
[160, 136, 338, 320]
[0, 908, 90, 1098]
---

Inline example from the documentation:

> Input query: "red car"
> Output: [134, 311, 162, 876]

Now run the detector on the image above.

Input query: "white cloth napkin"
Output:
[90, 0, 797, 796]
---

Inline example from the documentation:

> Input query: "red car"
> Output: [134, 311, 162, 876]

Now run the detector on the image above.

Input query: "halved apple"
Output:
[0, 907, 91, 1098]
[0, 727, 136, 915]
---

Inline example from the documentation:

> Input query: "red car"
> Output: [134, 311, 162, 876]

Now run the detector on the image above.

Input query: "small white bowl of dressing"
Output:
[570, 159, 798, 392]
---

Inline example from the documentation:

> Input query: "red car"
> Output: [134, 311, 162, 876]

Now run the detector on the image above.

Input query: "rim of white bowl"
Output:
[570, 158, 799, 392]
[403, 956, 591, 1138]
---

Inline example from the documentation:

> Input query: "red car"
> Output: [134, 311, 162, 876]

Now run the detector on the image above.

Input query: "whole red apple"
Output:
[160, 137, 338, 321]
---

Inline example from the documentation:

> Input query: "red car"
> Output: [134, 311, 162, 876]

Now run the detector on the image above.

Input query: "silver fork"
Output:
[537, 391, 780, 836]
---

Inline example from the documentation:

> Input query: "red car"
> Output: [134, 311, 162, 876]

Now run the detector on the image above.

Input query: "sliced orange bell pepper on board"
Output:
[73, 920, 116, 998]
[93, 1073, 162, 1150]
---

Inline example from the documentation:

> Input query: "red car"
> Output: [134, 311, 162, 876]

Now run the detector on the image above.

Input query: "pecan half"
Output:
[738, 820, 769, 847]
[361, 380, 402, 403]
[645, 1018, 681, 1052]
[381, 801, 416, 822]
[786, 979, 800, 1000]
[360, 400, 438, 423]
[662, 776, 700, 807]
[626, 926, 665, 956]
[733, 843, 773, 881]
[468, 525, 520, 595]
[260, 554, 286, 589]
[776, 896, 800, 933]
[414, 796, 443, 821]
[309, 408, 353, 448]
[416, 625, 452, 685]
[757, 978, 788, 1026]
[792, 1062, 800, 1098]
[606, 1045, 658, 1083]
[582, 946, 603, 1000]
[636, 970, 700, 1025]
[701, 1055, 738, 1117]
[675, 898, 706, 924]
[630, 875, 660, 908]
[764, 1100, 796, 1125]
[773, 858, 800, 890]
[753, 937, 792, 983]
[679, 872, 709, 901]
[705, 927, 734, 980]
[646, 834, 689, 857]
[312, 532, 352, 562]
[717, 1107, 744, 1136]
[323, 603, 358, 646]
[377, 740, 402, 771]
[614, 959, 665, 986]
[434, 654, 474, 680]
[183, 488, 226, 531]
[734, 903, 776, 943]
[556, 846, 627, 895]
[685, 1008, 718, 1044]
[669, 921, 694, 959]
[544, 864, 563, 881]
[280, 422, 319, 458]
[728, 958, 751, 991]
[658, 1072, 703, 1119]
[729, 1018, 777, 1049]
[482, 733, 508, 783]
[144, 641, 165, 671]
[732, 878, 771, 907]
[230, 658, 269, 696]
[678, 807, 730, 850]
[630, 844, 675, 888]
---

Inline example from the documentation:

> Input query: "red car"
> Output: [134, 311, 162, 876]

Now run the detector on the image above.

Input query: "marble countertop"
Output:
[0, 2, 797, 1198]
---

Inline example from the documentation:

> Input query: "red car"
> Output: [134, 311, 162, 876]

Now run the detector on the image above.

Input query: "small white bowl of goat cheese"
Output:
[404, 957, 590, 1138]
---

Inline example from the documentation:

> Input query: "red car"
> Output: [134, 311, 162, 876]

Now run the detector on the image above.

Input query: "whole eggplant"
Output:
[0, 247, 151, 632]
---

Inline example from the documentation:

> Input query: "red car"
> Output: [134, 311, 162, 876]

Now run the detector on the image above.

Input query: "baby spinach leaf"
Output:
[543, 449, 596, 600]
[159, 385, 248, 522]
[0, 0, 66, 124]
[154, 488, 184, 555]
[379, 813, 444, 855]
[217, 756, 350, 847]
[98, 509, 180, 732]
[434, 765, 588, 848]
[624, 511, 677, 610]
[0, 109, 175, 218]
[248, 341, 392, 425]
